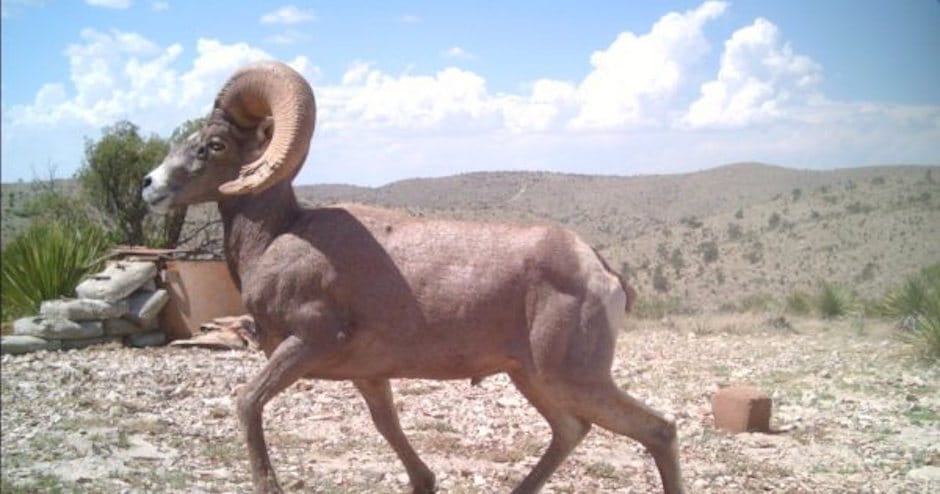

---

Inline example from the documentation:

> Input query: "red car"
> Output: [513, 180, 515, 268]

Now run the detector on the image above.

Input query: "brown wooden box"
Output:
[159, 260, 246, 341]
[712, 385, 772, 433]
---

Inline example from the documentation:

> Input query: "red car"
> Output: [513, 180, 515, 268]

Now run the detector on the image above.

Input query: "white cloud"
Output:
[3, 1, 937, 186]
[683, 18, 823, 128]
[151, 1, 168, 12]
[260, 5, 315, 25]
[399, 14, 420, 24]
[85, 0, 131, 9]
[264, 29, 311, 46]
[2, 0, 47, 18]
[569, 0, 727, 129]
[442, 46, 475, 60]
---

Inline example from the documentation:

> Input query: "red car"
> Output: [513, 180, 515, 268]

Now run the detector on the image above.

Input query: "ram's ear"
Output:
[256, 117, 275, 148]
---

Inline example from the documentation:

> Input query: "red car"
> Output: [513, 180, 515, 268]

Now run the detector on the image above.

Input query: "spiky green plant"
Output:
[816, 282, 857, 319]
[1, 220, 111, 321]
[881, 263, 940, 318]
[885, 263, 940, 362]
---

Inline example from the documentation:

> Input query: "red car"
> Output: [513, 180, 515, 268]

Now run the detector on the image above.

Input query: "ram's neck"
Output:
[218, 180, 300, 289]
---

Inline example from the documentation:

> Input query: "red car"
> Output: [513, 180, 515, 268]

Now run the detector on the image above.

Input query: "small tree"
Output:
[78, 118, 205, 247]
[79, 121, 166, 246]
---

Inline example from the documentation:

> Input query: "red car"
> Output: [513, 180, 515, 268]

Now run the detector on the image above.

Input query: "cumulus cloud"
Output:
[260, 5, 316, 25]
[5, 29, 312, 132]
[442, 46, 476, 60]
[683, 18, 823, 128]
[3, 1, 937, 186]
[85, 0, 131, 9]
[151, 1, 168, 12]
[569, 0, 727, 129]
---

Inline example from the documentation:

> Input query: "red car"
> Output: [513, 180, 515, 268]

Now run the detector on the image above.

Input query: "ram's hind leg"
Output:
[570, 379, 686, 494]
[354, 379, 436, 494]
[509, 371, 591, 494]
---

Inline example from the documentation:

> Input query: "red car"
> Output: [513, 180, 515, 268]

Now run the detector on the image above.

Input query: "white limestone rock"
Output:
[75, 262, 158, 302]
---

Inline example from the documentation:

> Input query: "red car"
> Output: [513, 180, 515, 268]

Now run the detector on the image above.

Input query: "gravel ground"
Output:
[2, 315, 938, 493]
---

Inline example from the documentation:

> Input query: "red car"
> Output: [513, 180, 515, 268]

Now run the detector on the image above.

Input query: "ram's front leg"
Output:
[236, 335, 321, 494]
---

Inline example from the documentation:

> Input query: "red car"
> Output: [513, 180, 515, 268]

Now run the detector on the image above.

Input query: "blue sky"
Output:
[2, 1, 938, 186]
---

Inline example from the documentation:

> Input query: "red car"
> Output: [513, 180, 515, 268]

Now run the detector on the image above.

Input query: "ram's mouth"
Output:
[144, 192, 172, 213]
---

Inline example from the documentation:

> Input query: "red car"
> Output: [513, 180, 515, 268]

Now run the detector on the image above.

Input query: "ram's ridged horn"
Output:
[215, 61, 316, 195]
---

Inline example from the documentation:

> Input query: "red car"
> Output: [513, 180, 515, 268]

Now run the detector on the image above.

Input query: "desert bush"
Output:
[726, 222, 743, 240]
[738, 293, 777, 313]
[880, 263, 940, 318]
[669, 248, 685, 277]
[900, 296, 940, 362]
[652, 264, 669, 293]
[768, 212, 781, 229]
[698, 241, 719, 264]
[633, 296, 687, 319]
[786, 290, 813, 315]
[1, 220, 112, 321]
[816, 282, 857, 319]
[882, 263, 940, 361]
[680, 216, 703, 229]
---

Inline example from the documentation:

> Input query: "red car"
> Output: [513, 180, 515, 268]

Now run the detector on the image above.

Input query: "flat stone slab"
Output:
[75, 262, 157, 302]
[124, 289, 169, 329]
[126, 330, 167, 348]
[40, 298, 128, 321]
[103, 318, 147, 336]
[0, 335, 60, 355]
[14, 317, 104, 340]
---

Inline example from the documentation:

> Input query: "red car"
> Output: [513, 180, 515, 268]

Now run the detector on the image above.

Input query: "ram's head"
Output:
[142, 61, 316, 211]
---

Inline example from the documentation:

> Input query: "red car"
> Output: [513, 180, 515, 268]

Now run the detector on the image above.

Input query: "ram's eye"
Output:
[208, 141, 225, 153]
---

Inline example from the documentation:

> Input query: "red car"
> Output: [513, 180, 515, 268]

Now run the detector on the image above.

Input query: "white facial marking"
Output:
[142, 164, 172, 213]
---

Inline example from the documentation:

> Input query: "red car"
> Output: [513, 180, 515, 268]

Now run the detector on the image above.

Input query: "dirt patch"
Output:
[2, 315, 938, 492]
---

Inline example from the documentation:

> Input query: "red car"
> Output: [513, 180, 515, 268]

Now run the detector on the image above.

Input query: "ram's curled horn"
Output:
[215, 60, 316, 195]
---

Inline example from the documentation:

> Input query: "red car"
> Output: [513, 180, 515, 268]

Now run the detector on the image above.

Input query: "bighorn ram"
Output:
[142, 61, 685, 494]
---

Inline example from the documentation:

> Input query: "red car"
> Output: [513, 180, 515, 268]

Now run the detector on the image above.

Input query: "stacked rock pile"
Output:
[2, 261, 169, 355]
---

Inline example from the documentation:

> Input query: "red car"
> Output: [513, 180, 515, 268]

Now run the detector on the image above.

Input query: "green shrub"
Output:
[900, 296, 940, 362]
[1, 220, 111, 321]
[881, 263, 940, 318]
[738, 293, 777, 313]
[698, 241, 719, 263]
[634, 296, 687, 319]
[786, 290, 813, 315]
[816, 282, 857, 319]
[884, 263, 940, 361]
[652, 264, 669, 293]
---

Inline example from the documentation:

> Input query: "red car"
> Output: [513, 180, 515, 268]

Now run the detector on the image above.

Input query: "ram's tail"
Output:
[591, 247, 637, 313]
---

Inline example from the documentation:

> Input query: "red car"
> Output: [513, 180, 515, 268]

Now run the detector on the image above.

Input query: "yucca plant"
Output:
[1, 220, 112, 321]
[816, 282, 857, 319]
[881, 263, 940, 318]
[886, 263, 940, 362]
[900, 295, 940, 362]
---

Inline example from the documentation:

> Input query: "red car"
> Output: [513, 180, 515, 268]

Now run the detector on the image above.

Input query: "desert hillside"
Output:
[3, 163, 938, 312]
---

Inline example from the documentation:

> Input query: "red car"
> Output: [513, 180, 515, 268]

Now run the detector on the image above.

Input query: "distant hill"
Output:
[296, 163, 940, 311]
[4, 163, 938, 312]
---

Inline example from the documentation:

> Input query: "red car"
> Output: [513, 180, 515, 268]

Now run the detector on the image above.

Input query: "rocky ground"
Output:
[2, 315, 938, 493]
